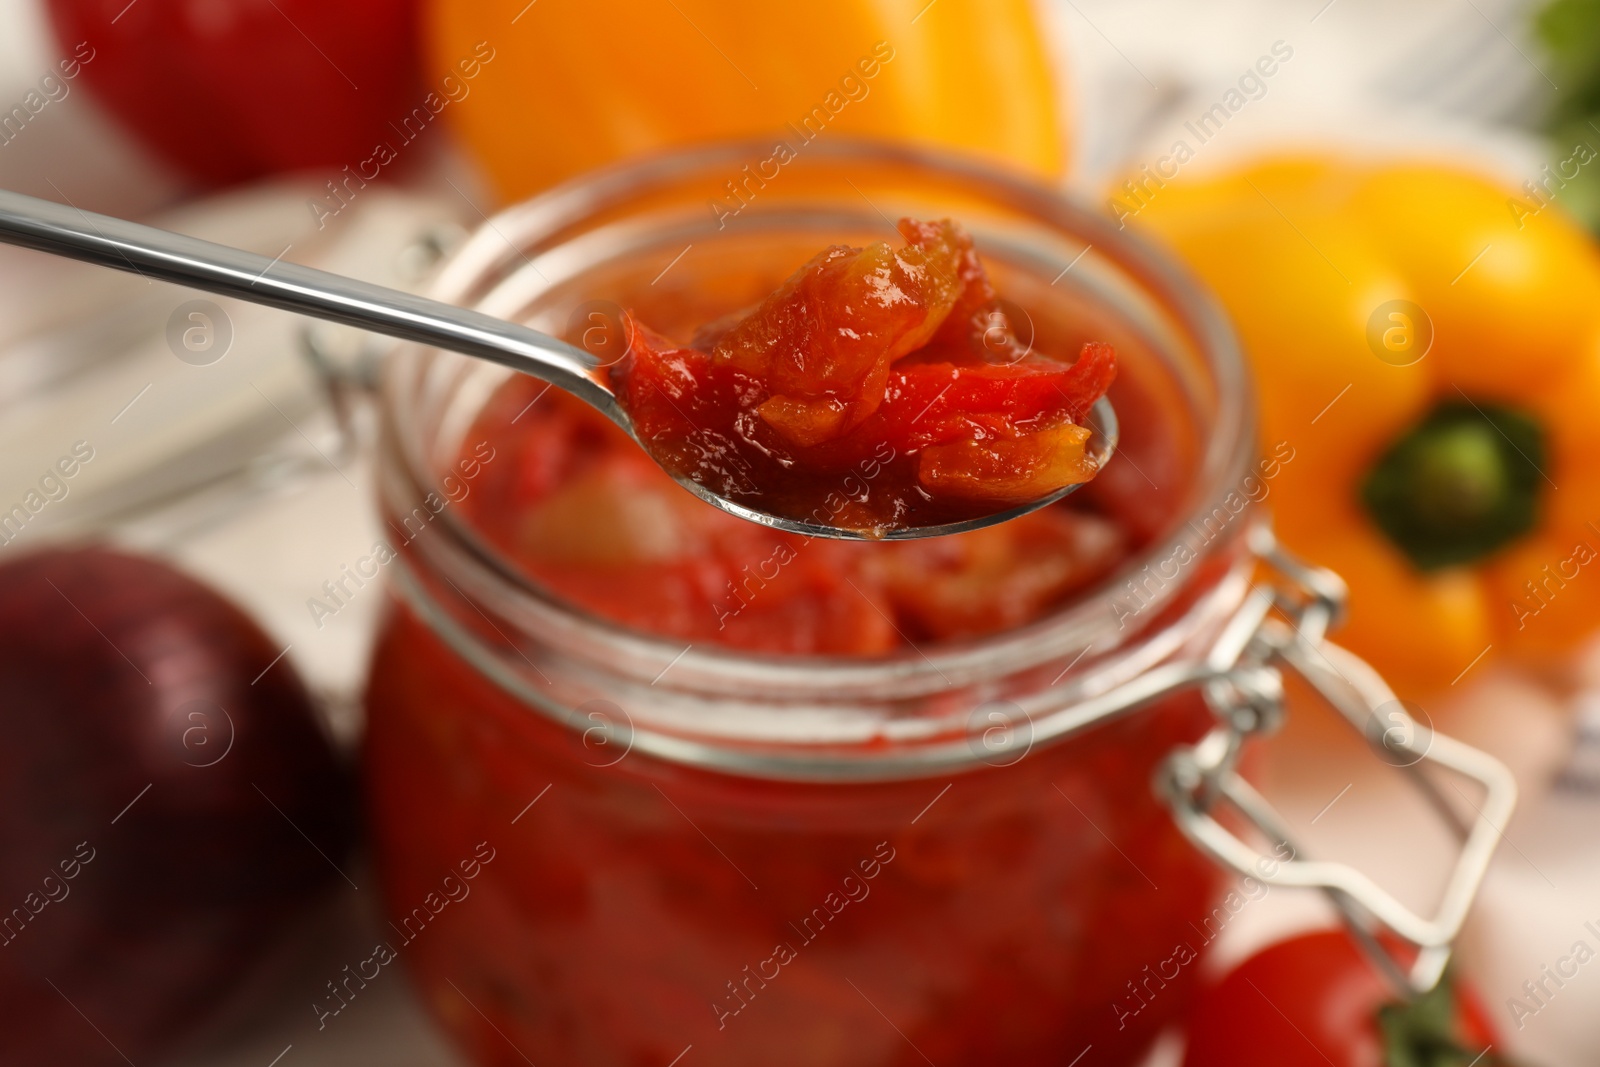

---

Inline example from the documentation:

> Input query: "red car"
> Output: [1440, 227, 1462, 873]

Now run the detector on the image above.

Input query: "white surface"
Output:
[1057, 0, 1553, 194]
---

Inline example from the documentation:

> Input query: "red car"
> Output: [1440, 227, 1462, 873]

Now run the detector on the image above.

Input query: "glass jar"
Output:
[364, 141, 1265, 1067]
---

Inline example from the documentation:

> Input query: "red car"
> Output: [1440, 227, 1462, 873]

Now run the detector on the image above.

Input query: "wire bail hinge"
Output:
[1155, 525, 1518, 997]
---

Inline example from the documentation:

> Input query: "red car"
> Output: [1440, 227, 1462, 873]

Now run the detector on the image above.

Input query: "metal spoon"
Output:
[0, 188, 1117, 541]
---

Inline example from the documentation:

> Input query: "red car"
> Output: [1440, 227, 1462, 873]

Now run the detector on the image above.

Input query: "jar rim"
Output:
[378, 137, 1258, 699]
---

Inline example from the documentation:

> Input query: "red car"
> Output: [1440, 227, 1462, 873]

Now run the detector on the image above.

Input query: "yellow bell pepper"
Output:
[425, 0, 1064, 200]
[1128, 156, 1600, 697]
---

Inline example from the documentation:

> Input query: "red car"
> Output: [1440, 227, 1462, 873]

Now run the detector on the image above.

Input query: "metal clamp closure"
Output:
[1156, 525, 1518, 996]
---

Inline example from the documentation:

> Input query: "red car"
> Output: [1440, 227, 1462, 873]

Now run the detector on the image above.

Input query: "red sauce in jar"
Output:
[365, 210, 1226, 1067]
[457, 379, 1127, 654]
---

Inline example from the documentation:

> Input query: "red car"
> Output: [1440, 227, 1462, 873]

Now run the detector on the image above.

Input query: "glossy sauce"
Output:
[606, 218, 1116, 534]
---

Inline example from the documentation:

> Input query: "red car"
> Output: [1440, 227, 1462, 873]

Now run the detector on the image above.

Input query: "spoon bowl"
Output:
[655, 395, 1119, 541]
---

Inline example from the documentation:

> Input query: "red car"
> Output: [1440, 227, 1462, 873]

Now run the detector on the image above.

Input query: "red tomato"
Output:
[1183, 931, 1504, 1067]
[46, 0, 422, 186]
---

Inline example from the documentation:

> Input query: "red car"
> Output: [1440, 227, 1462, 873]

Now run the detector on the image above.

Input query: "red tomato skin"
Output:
[46, 0, 423, 186]
[1182, 931, 1502, 1067]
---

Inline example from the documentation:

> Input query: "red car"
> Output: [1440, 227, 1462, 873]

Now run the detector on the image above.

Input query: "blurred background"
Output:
[1, 0, 1599, 1064]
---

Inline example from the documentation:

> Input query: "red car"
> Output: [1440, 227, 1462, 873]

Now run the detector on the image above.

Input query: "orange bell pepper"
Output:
[425, 0, 1064, 200]
[1128, 156, 1600, 697]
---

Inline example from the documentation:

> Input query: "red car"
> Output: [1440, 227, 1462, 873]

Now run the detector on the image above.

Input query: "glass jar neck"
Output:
[375, 139, 1259, 778]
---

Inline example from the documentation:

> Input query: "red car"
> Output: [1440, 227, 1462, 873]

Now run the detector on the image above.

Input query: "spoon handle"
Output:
[0, 188, 614, 410]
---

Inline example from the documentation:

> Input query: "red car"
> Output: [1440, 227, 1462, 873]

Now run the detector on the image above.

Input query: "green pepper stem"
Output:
[1360, 401, 1545, 572]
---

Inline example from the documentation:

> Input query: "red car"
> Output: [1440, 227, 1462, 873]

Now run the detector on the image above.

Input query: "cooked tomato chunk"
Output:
[608, 219, 1117, 533]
